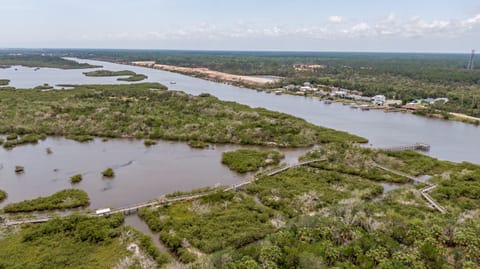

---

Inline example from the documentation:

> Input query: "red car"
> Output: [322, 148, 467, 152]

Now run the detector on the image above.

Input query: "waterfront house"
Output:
[372, 95, 386, 106]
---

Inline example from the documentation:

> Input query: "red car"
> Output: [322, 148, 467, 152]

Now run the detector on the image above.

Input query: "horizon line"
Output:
[0, 47, 475, 55]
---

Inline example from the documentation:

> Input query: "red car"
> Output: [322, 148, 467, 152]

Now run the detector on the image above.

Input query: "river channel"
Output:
[0, 137, 306, 209]
[1, 58, 477, 164]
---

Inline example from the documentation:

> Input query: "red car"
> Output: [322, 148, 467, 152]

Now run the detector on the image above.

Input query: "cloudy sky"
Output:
[1, 0, 480, 52]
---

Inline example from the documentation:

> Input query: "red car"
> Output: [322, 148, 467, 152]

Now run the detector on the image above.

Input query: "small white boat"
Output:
[169, 81, 176, 84]
[350, 104, 359, 109]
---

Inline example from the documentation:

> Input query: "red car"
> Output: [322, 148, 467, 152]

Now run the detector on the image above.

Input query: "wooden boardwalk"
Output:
[224, 158, 326, 192]
[3, 217, 51, 226]
[2, 158, 327, 227]
[374, 164, 421, 183]
[266, 158, 326, 176]
[374, 163, 446, 214]
[420, 185, 447, 214]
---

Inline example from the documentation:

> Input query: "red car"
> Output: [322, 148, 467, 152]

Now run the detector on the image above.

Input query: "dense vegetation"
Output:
[3, 133, 46, 148]
[0, 53, 98, 69]
[70, 174, 83, 184]
[83, 70, 136, 77]
[0, 83, 365, 147]
[3, 189, 90, 213]
[0, 79, 9, 86]
[221, 149, 284, 173]
[0, 190, 7, 202]
[83, 69, 148, 82]
[59, 49, 480, 117]
[139, 191, 276, 261]
[102, 168, 115, 178]
[118, 73, 148, 81]
[138, 145, 480, 267]
[0, 214, 130, 268]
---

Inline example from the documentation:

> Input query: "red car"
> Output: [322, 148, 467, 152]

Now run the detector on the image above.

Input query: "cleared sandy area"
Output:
[450, 112, 480, 122]
[131, 61, 280, 85]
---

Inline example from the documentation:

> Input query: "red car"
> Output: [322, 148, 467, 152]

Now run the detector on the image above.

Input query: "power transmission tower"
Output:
[467, 49, 475, 70]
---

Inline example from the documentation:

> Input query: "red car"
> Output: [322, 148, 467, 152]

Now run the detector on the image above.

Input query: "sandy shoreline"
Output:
[450, 112, 480, 122]
[131, 61, 281, 86]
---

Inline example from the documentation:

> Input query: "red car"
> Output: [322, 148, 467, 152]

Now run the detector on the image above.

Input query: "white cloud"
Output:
[87, 13, 480, 42]
[328, 16, 345, 23]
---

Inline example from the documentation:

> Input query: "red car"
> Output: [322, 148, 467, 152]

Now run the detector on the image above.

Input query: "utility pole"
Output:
[467, 49, 475, 70]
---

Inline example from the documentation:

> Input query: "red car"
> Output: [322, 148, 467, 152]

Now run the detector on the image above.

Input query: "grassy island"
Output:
[102, 168, 115, 178]
[70, 174, 83, 184]
[0, 83, 365, 148]
[3, 189, 90, 213]
[0, 79, 9, 86]
[83, 69, 148, 82]
[0, 54, 99, 69]
[221, 149, 284, 173]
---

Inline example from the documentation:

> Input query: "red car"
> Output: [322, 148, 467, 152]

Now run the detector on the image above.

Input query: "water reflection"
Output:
[0, 137, 307, 209]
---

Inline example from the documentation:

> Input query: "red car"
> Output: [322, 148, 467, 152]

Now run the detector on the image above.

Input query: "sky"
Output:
[1, 0, 480, 52]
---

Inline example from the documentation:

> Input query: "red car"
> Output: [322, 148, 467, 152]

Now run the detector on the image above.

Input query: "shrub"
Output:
[102, 168, 115, 178]
[222, 149, 284, 173]
[0, 189, 7, 202]
[3, 189, 90, 213]
[6, 133, 17, 140]
[144, 139, 157, 146]
[70, 174, 83, 184]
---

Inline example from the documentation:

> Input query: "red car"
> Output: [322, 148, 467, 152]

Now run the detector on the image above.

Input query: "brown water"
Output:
[2, 58, 479, 164]
[124, 214, 169, 252]
[0, 137, 307, 210]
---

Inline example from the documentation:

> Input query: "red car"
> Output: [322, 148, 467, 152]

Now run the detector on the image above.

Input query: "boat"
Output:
[324, 100, 332, 104]
[34, 67, 40, 71]
[265, 90, 272, 94]
[169, 81, 176, 84]
[342, 102, 349, 106]
[350, 104, 359, 109]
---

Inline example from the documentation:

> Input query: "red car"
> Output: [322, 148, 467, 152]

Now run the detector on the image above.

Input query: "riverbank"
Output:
[130, 61, 281, 86]
[128, 61, 480, 127]
[450, 112, 480, 125]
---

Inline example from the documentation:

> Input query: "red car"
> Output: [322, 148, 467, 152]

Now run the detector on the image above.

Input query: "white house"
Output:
[372, 95, 386, 106]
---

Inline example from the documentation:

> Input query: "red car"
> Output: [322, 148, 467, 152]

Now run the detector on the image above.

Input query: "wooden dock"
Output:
[383, 143, 430, 152]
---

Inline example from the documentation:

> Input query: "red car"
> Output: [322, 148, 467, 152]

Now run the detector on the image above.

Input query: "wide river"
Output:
[0, 58, 479, 209]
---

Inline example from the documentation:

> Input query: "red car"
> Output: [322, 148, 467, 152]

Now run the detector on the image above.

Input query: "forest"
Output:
[136, 144, 480, 268]
[51, 49, 480, 117]
[0, 83, 365, 148]
[0, 52, 99, 69]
